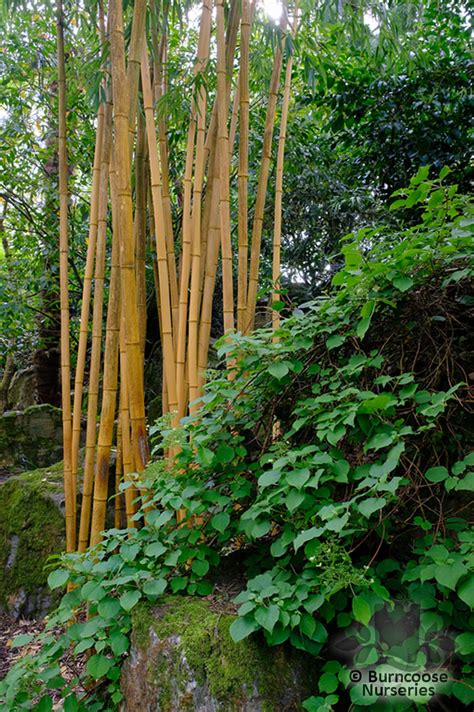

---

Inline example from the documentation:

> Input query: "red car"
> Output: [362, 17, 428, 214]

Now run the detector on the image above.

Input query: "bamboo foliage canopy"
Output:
[53, 0, 300, 551]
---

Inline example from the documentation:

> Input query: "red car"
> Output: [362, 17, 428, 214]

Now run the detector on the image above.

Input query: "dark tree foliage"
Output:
[266, 0, 473, 296]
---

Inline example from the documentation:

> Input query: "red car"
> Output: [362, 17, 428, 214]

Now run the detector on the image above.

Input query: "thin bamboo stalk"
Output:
[150, 217, 169, 419]
[160, 30, 168, 96]
[198, 142, 216, 303]
[158, 124, 179, 345]
[89, 161, 121, 548]
[199, 0, 254, 339]
[176, 122, 196, 416]
[198, 165, 221, 391]
[198, 0, 240, 314]
[126, 0, 147, 159]
[77, 100, 112, 551]
[272, 22, 295, 332]
[134, 109, 147, 358]
[147, 170, 170, 420]
[56, 0, 74, 552]
[204, 0, 241, 162]
[97, 0, 106, 48]
[141, 45, 178, 418]
[216, 0, 234, 335]
[198, 0, 240, 310]
[188, 0, 212, 409]
[147, 173, 163, 337]
[176, 0, 213, 419]
[110, 0, 149, 477]
[245, 22, 287, 334]
[237, 0, 250, 333]
[114, 420, 124, 528]
[119, 305, 138, 528]
[151, 15, 179, 340]
[70, 103, 105, 505]
[228, 83, 240, 162]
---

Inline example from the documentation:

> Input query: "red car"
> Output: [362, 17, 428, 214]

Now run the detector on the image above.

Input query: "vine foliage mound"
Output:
[1, 171, 473, 711]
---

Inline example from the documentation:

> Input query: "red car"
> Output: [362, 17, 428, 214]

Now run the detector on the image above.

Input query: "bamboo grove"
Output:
[57, 0, 299, 553]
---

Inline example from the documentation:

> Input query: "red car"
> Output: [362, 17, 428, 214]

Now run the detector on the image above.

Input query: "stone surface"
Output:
[0, 404, 84, 473]
[7, 367, 37, 410]
[0, 462, 65, 618]
[121, 597, 314, 712]
[0, 450, 118, 619]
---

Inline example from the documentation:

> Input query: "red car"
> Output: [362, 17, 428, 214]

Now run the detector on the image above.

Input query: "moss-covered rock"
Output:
[0, 462, 65, 618]
[121, 597, 314, 711]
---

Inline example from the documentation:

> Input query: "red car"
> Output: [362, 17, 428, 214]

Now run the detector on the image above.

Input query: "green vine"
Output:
[1, 171, 473, 711]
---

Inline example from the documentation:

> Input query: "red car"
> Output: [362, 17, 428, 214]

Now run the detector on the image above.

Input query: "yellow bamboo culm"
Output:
[216, 0, 234, 336]
[77, 3, 112, 551]
[114, 420, 124, 528]
[77, 100, 112, 551]
[188, 0, 212, 410]
[119, 303, 138, 528]
[237, 0, 251, 333]
[176, 0, 213, 420]
[141, 45, 178, 420]
[147, 174, 170, 420]
[245, 18, 287, 334]
[176, 104, 197, 419]
[109, 0, 149, 478]
[273, 10, 297, 333]
[228, 1, 256, 164]
[134, 109, 148, 359]
[197, 0, 240, 343]
[151, 18, 178, 342]
[198, 141, 216, 310]
[198, 164, 221, 392]
[228, 83, 240, 162]
[203, 0, 241, 165]
[66, 0, 301, 549]
[70, 104, 105, 507]
[56, 0, 74, 552]
[90, 0, 149, 546]
[147, 174, 163, 340]
[89, 162, 121, 548]
[126, 0, 147, 162]
[197, 0, 241, 391]
[197, 0, 241, 367]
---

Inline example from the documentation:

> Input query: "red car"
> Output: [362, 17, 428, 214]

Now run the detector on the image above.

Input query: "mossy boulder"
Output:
[0, 404, 79, 473]
[0, 462, 66, 618]
[121, 597, 314, 711]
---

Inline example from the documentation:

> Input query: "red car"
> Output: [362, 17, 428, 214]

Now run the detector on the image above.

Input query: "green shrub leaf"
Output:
[47, 569, 69, 590]
[358, 497, 386, 518]
[211, 512, 230, 533]
[86, 654, 112, 680]
[229, 616, 259, 642]
[352, 596, 372, 625]
[457, 575, 474, 608]
[97, 597, 121, 619]
[119, 590, 141, 612]
[143, 579, 167, 597]
[425, 466, 449, 482]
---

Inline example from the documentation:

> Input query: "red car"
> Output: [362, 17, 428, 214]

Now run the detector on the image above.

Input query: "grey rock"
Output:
[0, 404, 85, 473]
[121, 597, 314, 711]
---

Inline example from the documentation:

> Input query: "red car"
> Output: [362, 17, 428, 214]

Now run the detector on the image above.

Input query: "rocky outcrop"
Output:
[0, 450, 119, 619]
[0, 404, 84, 473]
[121, 597, 314, 711]
[0, 462, 65, 618]
[6, 367, 37, 410]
